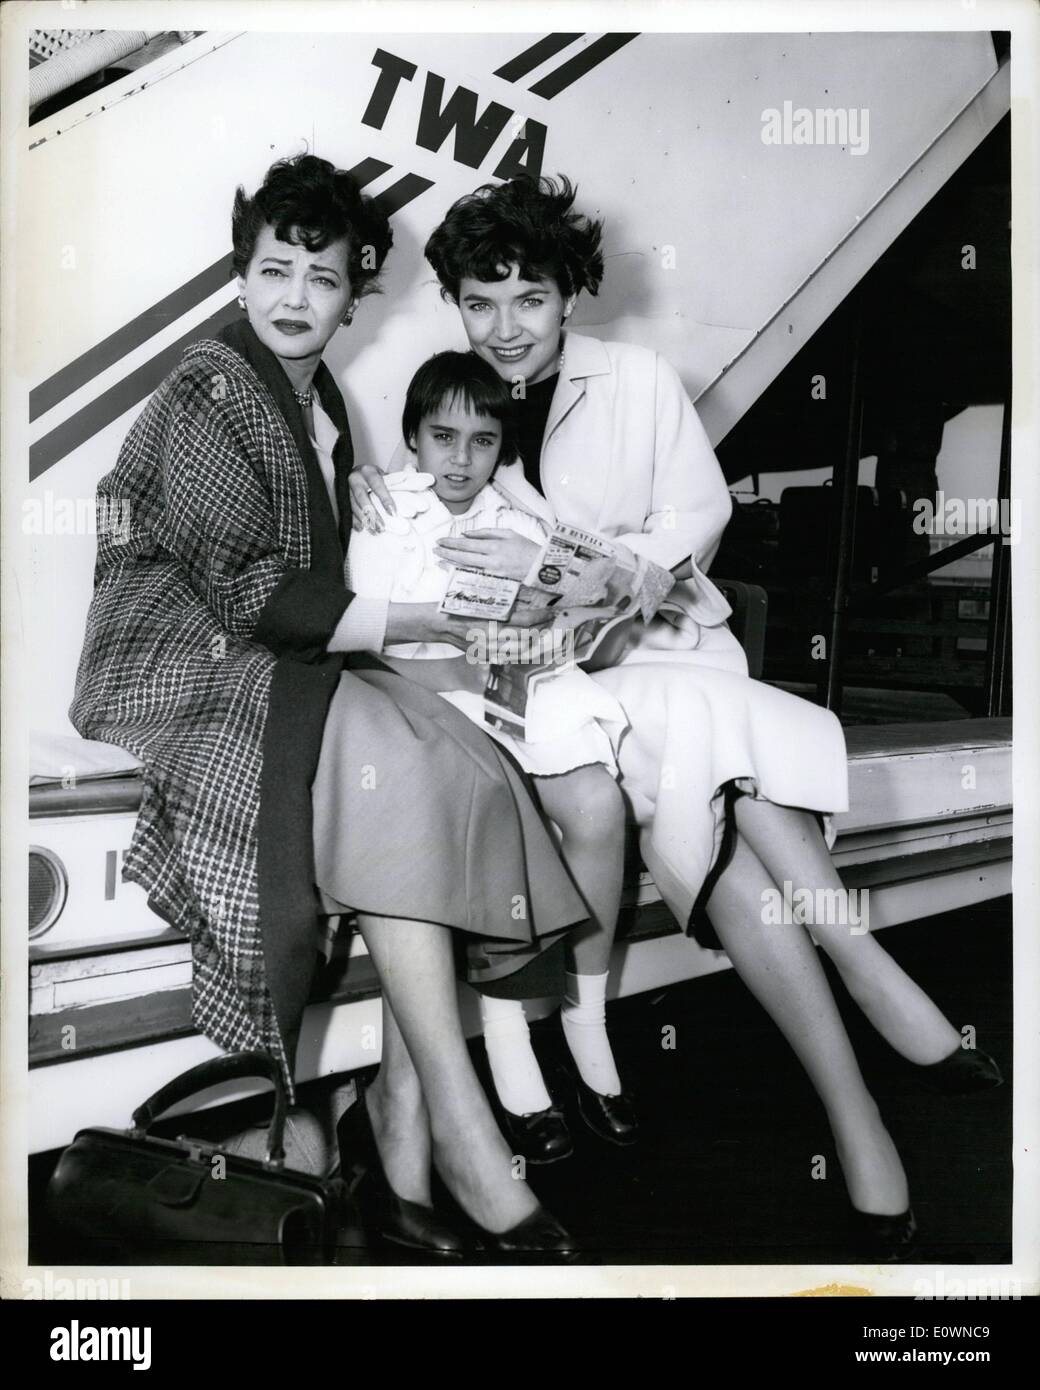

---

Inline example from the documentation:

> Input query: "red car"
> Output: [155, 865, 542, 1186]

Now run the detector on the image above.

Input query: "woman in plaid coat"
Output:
[70, 155, 585, 1255]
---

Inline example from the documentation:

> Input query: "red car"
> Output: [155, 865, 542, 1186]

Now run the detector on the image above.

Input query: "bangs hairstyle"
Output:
[232, 153, 393, 297]
[424, 175, 604, 303]
[403, 352, 519, 466]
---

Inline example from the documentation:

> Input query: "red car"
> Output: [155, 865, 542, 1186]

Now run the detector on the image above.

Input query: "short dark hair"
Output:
[231, 153, 393, 296]
[424, 174, 604, 303]
[403, 351, 519, 466]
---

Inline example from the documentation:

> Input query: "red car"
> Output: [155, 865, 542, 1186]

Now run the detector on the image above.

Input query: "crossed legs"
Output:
[733, 797, 962, 1063]
[356, 914, 540, 1233]
[703, 794, 960, 1214]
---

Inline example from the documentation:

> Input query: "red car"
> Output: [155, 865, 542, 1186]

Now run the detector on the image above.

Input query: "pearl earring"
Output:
[342, 312, 353, 326]
[237, 296, 246, 310]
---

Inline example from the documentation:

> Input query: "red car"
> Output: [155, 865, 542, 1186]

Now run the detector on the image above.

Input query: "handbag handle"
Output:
[131, 1051, 288, 1165]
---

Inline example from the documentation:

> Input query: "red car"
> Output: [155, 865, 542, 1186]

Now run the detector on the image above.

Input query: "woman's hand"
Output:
[433, 528, 541, 581]
[348, 463, 395, 533]
[437, 609, 557, 653]
[384, 602, 556, 652]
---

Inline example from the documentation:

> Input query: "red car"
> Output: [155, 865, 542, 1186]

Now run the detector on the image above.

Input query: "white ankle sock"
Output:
[479, 995, 553, 1117]
[561, 971, 622, 1096]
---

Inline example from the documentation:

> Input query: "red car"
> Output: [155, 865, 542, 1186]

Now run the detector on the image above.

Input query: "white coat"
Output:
[491, 330, 736, 639]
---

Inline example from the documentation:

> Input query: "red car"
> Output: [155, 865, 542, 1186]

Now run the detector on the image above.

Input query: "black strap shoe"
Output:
[497, 1102, 574, 1166]
[571, 1071, 639, 1147]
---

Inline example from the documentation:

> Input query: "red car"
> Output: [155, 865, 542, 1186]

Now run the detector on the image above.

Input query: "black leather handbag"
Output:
[45, 1051, 344, 1265]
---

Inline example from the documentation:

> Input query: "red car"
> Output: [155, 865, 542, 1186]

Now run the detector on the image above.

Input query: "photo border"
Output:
[2, 0, 1037, 1303]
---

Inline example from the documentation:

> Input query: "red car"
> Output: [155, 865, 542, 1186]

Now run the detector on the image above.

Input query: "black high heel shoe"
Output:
[848, 1205, 918, 1263]
[336, 1088, 467, 1255]
[916, 1046, 1004, 1094]
[475, 1205, 582, 1262]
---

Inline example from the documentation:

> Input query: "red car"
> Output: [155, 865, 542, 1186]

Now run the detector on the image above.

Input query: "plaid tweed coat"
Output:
[70, 319, 357, 1090]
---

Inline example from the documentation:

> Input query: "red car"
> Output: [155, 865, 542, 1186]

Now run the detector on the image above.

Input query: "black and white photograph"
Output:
[2, 0, 1038, 1323]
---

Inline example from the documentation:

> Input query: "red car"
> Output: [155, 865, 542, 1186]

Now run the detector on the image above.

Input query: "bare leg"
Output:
[733, 797, 962, 1064]
[535, 767, 627, 1095]
[705, 833, 909, 1214]
[364, 994, 433, 1204]
[356, 914, 540, 1233]
[535, 766, 626, 976]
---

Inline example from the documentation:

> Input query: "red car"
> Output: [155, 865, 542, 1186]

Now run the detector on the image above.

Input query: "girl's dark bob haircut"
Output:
[424, 175, 604, 303]
[403, 351, 520, 467]
[232, 153, 393, 297]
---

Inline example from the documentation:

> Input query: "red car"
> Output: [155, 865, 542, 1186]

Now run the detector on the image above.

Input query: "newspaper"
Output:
[472, 524, 641, 740]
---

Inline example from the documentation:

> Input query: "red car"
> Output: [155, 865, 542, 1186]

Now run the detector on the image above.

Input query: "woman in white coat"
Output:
[351, 175, 1001, 1254]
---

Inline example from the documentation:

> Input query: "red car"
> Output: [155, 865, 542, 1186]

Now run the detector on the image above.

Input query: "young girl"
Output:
[348, 351, 638, 1159]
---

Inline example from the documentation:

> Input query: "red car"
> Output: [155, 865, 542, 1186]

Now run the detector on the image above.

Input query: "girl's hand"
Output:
[348, 463, 395, 533]
[433, 528, 541, 581]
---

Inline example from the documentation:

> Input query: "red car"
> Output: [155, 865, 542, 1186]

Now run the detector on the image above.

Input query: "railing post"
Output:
[984, 397, 1012, 716]
[820, 308, 864, 714]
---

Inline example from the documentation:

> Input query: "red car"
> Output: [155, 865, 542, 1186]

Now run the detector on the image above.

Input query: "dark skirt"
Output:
[311, 662, 586, 985]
